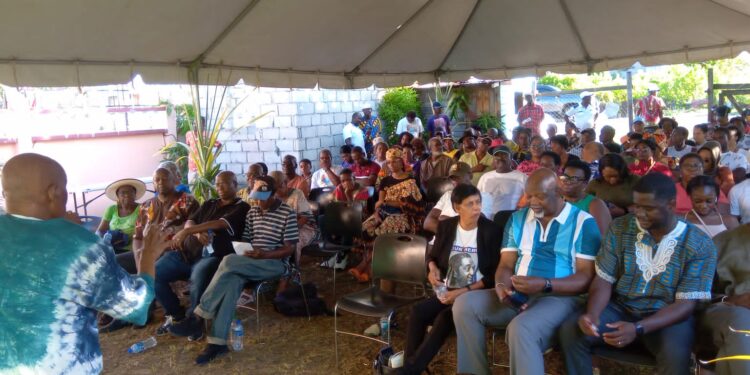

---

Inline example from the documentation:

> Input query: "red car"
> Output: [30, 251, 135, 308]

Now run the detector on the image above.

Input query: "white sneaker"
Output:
[364, 323, 380, 337]
[319, 254, 347, 270]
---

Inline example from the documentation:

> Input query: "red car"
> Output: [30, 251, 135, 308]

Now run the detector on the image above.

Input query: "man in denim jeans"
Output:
[169, 176, 299, 365]
[558, 173, 716, 375]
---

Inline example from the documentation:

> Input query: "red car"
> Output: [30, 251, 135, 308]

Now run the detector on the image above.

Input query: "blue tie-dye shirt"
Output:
[0, 215, 154, 374]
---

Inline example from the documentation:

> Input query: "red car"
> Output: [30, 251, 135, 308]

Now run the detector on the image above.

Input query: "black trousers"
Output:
[402, 296, 454, 374]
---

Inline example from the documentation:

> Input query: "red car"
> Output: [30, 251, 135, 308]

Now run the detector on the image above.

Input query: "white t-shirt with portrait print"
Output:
[445, 225, 483, 288]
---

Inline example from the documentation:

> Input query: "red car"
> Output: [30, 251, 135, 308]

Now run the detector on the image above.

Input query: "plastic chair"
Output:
[236, 255, 310, 332]
[492, 210, 515, 231]
[308, 187, 335, 214]
[303, 201, 363, 298]
[424, 177, 453, 204]
[333, 233, 428, 368]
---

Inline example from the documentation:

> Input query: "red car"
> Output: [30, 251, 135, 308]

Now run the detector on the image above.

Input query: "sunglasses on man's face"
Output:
[559, 174, 586, 183]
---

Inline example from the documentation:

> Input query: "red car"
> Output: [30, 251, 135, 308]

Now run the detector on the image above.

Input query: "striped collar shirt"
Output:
[242, 201, 299, 251]
[595, 215, 716, 317]
[501, 203, 601, 279]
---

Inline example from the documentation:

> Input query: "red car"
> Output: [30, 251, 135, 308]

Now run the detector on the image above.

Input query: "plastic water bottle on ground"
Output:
[127, 336, 157, 354]
[380, 317, 390, 342]
[230, 319, 244, 351]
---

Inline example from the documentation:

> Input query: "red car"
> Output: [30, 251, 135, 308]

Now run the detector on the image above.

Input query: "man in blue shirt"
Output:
[452, 168, 601, 375]
[558, 172, 716, 375]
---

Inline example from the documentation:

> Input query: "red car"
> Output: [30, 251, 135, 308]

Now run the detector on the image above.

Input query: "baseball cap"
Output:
[248, 179, 274, 201]
[432, 101, 443, 108]
[449, 162, 472, 178]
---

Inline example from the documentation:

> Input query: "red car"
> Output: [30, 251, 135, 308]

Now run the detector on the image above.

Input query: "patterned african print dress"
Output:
[361, 175, 424, 244]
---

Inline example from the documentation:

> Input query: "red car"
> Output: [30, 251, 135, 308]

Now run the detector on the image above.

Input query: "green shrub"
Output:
[378, 87, 422, 144]
[474, 112, 505, 134]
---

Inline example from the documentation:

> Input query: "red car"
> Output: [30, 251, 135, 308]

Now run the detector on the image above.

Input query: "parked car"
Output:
[535, 84, 580, 121]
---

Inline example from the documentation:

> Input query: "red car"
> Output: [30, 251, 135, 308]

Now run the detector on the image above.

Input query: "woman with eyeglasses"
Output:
[516, 135, 547, 176]
[627, 138, 673, 178]
[558, 160, 611, 236]
[674, 153, 729, 215]
[685, 175, 738, 238]
[586, 153, 640, 218]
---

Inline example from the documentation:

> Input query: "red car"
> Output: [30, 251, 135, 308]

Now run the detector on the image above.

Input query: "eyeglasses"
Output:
[559, 174, 587, 183]
[530, 143, 546, 149]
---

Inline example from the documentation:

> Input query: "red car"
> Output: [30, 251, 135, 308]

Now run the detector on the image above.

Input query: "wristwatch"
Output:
[634, 321, 645, 336]
[543, 278, 553, 293]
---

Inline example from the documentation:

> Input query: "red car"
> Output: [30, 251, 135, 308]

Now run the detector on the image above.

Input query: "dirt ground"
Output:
[100, 257, 652, 375]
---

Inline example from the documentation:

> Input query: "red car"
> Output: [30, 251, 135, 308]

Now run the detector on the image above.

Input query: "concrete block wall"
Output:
[218, 86, 386, 176]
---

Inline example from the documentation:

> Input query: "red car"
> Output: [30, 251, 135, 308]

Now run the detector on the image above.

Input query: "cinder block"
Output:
[272, 92, 291, 104]
[297, 103, 315, 115]
[225, 141, 242, 152]
[306, 138, 321, 149]
[246, 152, 264, 163]
[260, 104, 278, 115]
[342, 102, 353, 113]
[315, 102, 328, 113]
[216, 153, 231, 164]
[230, 152, 247, 163]
[301, 126, 317, 138]
[317, 125, 331, 136]
[295, 115, 312, 127]
[259, 140, 276, 152]
[333, 113, 347, 123]
[274, 116, 292, 128]
[337, 91, 349, 101]
[311, 114, 322, 126]
[263, 152, 281, 164]
[280, 127, 299, 139]
[323, 90, 337, 102]
[291, 91, 310, 103]
[320, 114, 334, 125]
[276, 140, 294, 152]
[348, 91, 360, 101]
[278, 103, 297, 116]
[262, 128, 280, 140]
[328, 102, 341, 113]
[241, 141, 259, 152]
[227, 163, 243, 174]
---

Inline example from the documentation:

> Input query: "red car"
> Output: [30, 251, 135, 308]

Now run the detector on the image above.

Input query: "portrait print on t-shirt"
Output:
[445, 226, 483, 288]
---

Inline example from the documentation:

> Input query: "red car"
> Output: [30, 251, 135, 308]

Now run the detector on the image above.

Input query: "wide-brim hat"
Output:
[579, 91, 593, 98]
[105, 178, 147, 202]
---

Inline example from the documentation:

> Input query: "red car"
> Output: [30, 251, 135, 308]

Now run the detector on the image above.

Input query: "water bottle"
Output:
[434, 284, 448, 300]
[202, 230, 215, 257]
[380, 317, 390, 342]
[230, 319, 244, 351]
[127, 336, 157, 354]
[102, 231, 112, 244]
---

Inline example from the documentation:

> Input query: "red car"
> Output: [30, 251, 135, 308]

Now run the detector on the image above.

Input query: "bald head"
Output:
[2, 153, 68, 219]
[525, 168, 563, 219]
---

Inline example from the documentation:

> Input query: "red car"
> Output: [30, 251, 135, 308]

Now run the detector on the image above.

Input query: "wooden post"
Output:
[707, 68, 714, 123]
[626, 71, 633, 132]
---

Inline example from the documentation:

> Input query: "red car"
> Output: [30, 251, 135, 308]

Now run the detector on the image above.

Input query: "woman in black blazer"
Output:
[400, 184, 502, 375]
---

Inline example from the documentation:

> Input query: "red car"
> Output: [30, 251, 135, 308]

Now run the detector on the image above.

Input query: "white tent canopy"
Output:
[2, 0, 750, 88]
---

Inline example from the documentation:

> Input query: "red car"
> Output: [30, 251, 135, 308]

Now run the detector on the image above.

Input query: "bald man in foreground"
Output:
[0, 153, 168, 374]
[452, 168, 602, 375]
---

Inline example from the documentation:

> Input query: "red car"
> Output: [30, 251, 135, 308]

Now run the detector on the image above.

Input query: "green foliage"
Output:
[160, 101, 196, 137]
[473, 112, 505, 133]
[447, 87, 470, 121]
[377, 87, 422, 144]
[538, 74, 576, 90]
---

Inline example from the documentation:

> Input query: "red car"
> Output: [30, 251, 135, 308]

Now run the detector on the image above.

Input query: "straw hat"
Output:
[105, 178, 147, 201]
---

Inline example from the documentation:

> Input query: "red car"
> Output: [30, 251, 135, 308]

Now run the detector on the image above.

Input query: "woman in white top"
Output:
[685, 175, 739, 238]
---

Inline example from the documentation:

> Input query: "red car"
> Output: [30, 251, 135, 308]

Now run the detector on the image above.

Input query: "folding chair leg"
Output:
[297, 271, 311, 321]
[334, 304, 340, 368]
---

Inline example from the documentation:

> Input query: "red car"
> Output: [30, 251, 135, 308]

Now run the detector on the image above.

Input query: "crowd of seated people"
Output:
[8, 104, 750, 374]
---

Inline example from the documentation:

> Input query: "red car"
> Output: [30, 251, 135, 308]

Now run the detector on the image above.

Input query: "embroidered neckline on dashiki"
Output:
[633, 220, 686, 292]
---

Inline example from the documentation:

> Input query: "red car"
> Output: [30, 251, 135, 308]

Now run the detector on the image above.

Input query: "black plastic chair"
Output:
[424, 177, 453, 204]
[334, 233, 428, 367]
[308, 187, 335, 215]
[492, 210, 515, 232]
[302, 201, 363, 298]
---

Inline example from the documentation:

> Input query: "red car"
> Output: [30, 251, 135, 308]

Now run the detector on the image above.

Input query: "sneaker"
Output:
[364, 323, 380, 337]
[168, 316, 203, 339]
[237, 291, 255, 306]
[319, 254, 348, 270]
[155, 316, 175, 336]
[195, 344, 229, 365]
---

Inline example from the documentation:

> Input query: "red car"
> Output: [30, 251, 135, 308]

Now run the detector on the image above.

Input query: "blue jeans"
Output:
[558, 302, 695, 375]
[194, 254, 286, 345]
[154, 251, 220, 319]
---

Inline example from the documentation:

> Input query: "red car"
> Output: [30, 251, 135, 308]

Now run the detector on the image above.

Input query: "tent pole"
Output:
[707, 68, 714, 123]
[626, 71, 633, 131]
